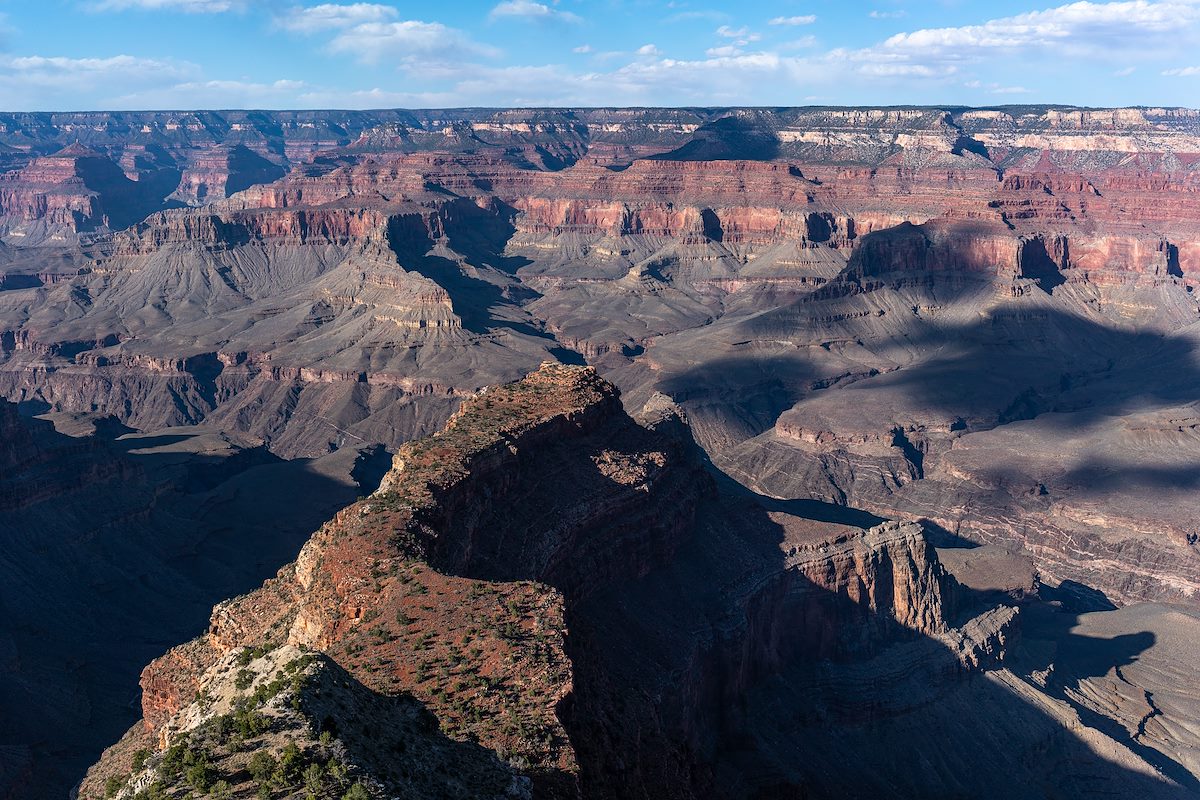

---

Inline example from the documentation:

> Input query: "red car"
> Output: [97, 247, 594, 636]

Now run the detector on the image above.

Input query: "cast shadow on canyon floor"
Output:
[882, 310, 1200, 427]
[997, 587, 1200, 793]
[650, 116, 783, 162]
[384, 197, 586, 360]
[399, 388, 1187, 798]
[384, 198, 588, 365]
[681, 284, 1200, 473]
[732, 487, 1189, 797]
[592, 469, 1185, 797]
[0, 415, 391, 800]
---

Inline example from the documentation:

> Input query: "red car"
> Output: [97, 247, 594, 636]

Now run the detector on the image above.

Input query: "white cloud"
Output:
[841, 1, 1200, 83]
[963, 78, 1034, 94]
[882, 1, 1200, 55]
[297, 86, 459, 107]
[328, 20, 499, 64]
[780, 35, 818, 50]
[54, 0, 1200, 109]
[0, 54, 201, 108]
[664, 10, 730, 23]
[276, 4, 397, 34]
[489, 1, 583, 23]
[1, 54, 196, 87]
[855, 61, 949, 77]
[869, 9, 906, 19]
[120, 78, 312, 108]
[716, 25, 759, 39]
[1113, 65, 1136, 75]
[485, 55, 781, 105]
[90, 0, 244, 11]
[715, 24, 761, 46]
[769, 15, 816, 26]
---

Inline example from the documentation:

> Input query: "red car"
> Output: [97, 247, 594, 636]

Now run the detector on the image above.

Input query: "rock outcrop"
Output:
[81, 365, 1184, 800]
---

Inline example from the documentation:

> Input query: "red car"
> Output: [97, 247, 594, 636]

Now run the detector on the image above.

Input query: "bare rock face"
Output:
[170, 144, 287, 206]
[0, 397, 37, 470]
[96, 364, 692, 797]
[0, 144, 177, 241]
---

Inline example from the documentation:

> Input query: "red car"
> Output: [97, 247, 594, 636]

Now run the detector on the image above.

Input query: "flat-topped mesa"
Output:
[838, 217, 1192, 295]
[1, 106, 1199, 244]
[228, 156, 436, 209]
[105, 156, 496, 254]
[844, 219, 1026, 282]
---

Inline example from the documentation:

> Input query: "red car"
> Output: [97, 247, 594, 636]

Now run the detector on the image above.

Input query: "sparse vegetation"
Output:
[236, 644, 275, 667]
[104, 775, 125, 798]
[274, 742, 305, 787]
[303, 762, 325, 796]
[247, 751, 277, 784]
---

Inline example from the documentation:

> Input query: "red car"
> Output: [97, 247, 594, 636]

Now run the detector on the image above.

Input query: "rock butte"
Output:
[0, 107, 1198, 799]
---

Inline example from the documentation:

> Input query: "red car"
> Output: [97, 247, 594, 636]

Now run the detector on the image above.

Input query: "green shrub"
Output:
[283, 655, 316, 675]
[326, 759, 348, 788]
[235, 668, 255, 690]
[131, 749, 150, 772]
[104, 775, 125, 798]
[184, 753, 215, 792]
[342, 783, 371, 800]
[158, 741, 188, 781]
[227, 699, 271, 739]
[273, 743, 304, 787]
[236, 644, 274, 667]
[247, 751, 277, 784]
[303, 762, 325, 795]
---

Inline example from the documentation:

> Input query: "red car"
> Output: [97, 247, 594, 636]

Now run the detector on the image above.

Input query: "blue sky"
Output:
[0, 0, 1198, 110]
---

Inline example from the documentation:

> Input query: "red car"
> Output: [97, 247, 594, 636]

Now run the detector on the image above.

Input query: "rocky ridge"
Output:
[81, 365, 1185, 799]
